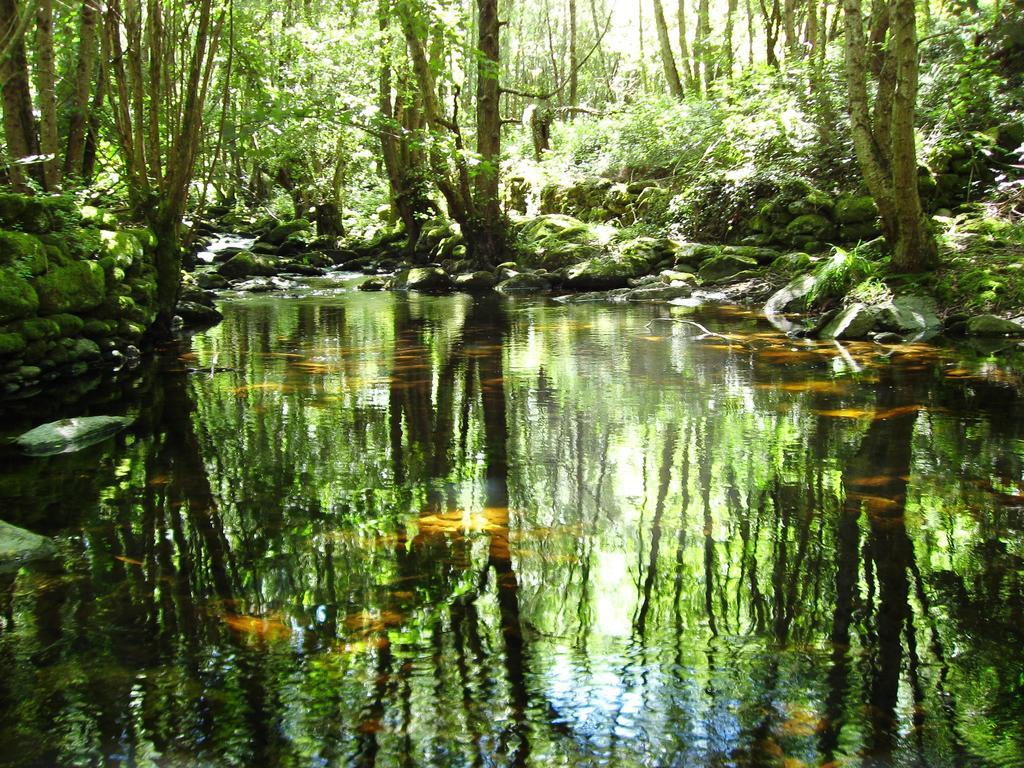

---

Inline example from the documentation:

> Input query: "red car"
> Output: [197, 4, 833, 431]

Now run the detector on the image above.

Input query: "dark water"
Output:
[1, 274, 1023, 767]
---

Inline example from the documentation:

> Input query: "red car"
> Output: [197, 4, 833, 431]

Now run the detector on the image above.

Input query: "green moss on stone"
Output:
[0, 266, 40, 323]
[35, 260, 106, 314]
[0, 230, 48, 275]
[0, 331, 26, 356]
[82, 318, 114, 337]
[17, 317, 61, 341]
[50, 313, 85, 336]
[0, 193, 78, 233]
[100, 230, 143, 268]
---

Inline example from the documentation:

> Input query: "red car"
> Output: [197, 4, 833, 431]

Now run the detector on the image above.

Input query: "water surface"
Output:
[1, 278, 1023, 767]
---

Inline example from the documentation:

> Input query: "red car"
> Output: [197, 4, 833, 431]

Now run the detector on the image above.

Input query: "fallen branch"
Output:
[645, 317, 744, 345]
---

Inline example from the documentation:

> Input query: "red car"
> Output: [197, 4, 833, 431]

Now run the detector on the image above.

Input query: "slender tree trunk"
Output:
[0, 0, 39, 190]
[34, 0, 60, 191]
[725, 0, 738, 76]
[474, 0, 504, 264]
[568, 0, 579, 107]
[652, 0, 684, 97]
[678, 0, 697, 91]
[695, 0, 712, 90]
[64, 0, 98, 178]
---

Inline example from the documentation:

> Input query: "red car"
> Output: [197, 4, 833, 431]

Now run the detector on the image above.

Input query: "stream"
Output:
[0, 272, 1022, 767]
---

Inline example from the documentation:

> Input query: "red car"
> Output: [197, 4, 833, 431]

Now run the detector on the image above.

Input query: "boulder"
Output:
[233, 277, 288, 293]
[196, 272, 229, 290]
[217, 251, 278, 279]
[626, 284, 693, 301]
[406, 267, 452, 293]
[674, 243, 721, 265]
[517, 214, 604, 271]
[0, 266, 40, 323]
[0, 230, 47, 274]
[786, 214, 836, 242]
[564, 237, 665, 290]
[453, 271, 497, 292]
[834, 196, 878, 225]
[496, 272, 552, 295]
[0, 520, 56, 572]
[176, 301, 223, 327]
[965, 314, 1024, 337]
[698, 253, 759, 284]
[722, 245, 781, 265]
[765, 273, 817, 316]
[260, 219, 311, 245]
[34, 260, 106, 314]
[358, 276, 388, 291]
[874, 295, 942, 335]
[15, 415, 134, 456]
[818, 303, 880, 340]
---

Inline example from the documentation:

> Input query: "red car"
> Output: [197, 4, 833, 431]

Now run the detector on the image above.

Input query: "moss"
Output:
[124, 227, 157, 251]
[0, 193, 78, 233]
[834, 196, 878, 225]
[100, 229, 143, 268]
[82, 318, 114, 338]
[35, 260, 106, 314]
[787, 214, 835, 241]
[0, 331, 26, 356]
[50, 313, 85, 336]
[17, 317, 61, 341]
[0, 230, 47, 275]
[0, 266, 40, 323]
[80, 205, 120, 228]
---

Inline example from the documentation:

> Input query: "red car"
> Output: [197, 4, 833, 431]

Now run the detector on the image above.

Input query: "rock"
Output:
[698, 253, 759, 284]
[0, 331, 26, 356]
[786, 214, 836, 242]
[965, 314, 1024, 337]
[32, 260, 106, 315]
[251, 241, 280, 255]
[834, 196, 878, 225]
[674, 243, 721, 264]
[179, 284, 216, 307]
[68, 338, 101, 361]
[839, 222, 883, 243]
[196, 272, 229, 290]
[818, 303, 880, 340]
[770, 252, 812, 275]
[176, 301, 223, 327]
[765, 273, 816, 316]
[722, 245, 781, 265]
[259, 219, 311, 245]
[873, 332, 904, 345]
[626, 284, 693, 301]
[453, 271, 497, 292]
[217, 251, 278, 279]
[517, 214, 604, 270]
[0, 520, 56, 572]
[405, 267, 452, 293]
[358, 276, 388, 291]
[875, 295, 941, 335]
[14, 415, 134, 456]
[564, 238, 665, 290]
[233, 277, 286, 293]
[495, 272, 552, 295]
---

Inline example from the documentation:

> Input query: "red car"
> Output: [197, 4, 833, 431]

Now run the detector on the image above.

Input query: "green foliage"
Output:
[806, 245, 879, 307]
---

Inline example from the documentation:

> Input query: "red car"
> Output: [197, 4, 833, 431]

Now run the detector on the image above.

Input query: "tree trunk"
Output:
[474, 0, 504, 264]
[653, 0, 684, 97]
[34, 0, 60, 191]
[64, 0, 98, 179]
[695, 0, 712, 90]
[0, 0, 39, 191]
[568, 0, 579, 107]
[844, 0, 937, 271]
[678, 0, 697, 91]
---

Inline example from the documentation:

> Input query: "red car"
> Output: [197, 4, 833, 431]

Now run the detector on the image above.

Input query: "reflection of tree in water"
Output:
[1, 298, 1023, 766]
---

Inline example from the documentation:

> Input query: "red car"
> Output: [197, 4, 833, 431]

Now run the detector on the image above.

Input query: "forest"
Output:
[1, 0, 1024, 766]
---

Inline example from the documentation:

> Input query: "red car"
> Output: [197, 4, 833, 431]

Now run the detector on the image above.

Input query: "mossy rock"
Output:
[35, 260, 106, 314]
[698, 253, 760, 283]
[833, 196, 878, 225]
[0, 266, 40, 323]
[124, 227, 157, 251]
[770, 252, 813, 275]
[517, 214, 604, 270]
[786, 214, 835, 241]
[674, 243, 721, 264]
[0, 230, 47, 274]
[564, 247, 658, 290]
[261, 219, 311, 245]
[16, 317, 61, 341]
[217, 251, 278, 279]
[80, 205, 120, 229]
[0, 193, 79, 233]
[82, 318, 114, 338]
[0, 331, 26, 356]
[839, 222, 884, 243]
[100, 230, 144, 268]
[50, 313, 85, 336]
[722, 245, 780, 265]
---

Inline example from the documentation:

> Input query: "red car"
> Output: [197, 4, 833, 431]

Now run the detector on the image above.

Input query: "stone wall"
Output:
[0, 193, 158, 397]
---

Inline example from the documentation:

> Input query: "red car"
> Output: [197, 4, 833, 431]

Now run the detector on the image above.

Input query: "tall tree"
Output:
[33, 0, 60, 191]
[844, 0, 938, 270]
[653, 0, 684, 97]
[64, 0, 99, 179]
[0, 0, 39, 190]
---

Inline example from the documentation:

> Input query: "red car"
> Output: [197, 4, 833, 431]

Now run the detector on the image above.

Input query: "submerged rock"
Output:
[15, 415, 134, 456]
[176, 301, 223, 327]
[453, 271, 497, 292]
[0, 520, 56, 572]
[965, 314, 1024, 337]
[495, 272, 551, 295]
[626, 284, 692, 301]
[405, 267, 452, 293]
[358, 276, 388, 291]
[818, 303, 880, 340]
